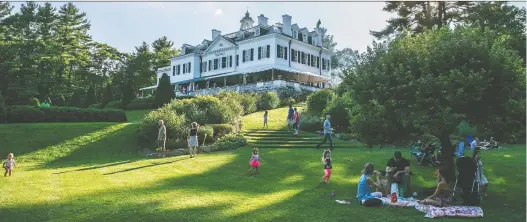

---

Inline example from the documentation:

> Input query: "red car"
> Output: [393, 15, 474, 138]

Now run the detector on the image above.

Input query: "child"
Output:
[249, 147, 262, 174]
[374, 170, 388, 196]
[3, 153, 16, 177]
[293, 108, 300, 135]
[322, 149, 332, 183]
[263, 110, 268, 129]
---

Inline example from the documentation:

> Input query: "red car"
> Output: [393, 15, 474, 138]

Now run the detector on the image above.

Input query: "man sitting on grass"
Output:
[386, 151, 410, 197]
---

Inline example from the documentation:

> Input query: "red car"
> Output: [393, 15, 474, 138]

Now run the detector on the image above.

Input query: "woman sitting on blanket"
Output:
[356, 163, 384, 204]
[418, 167, 454, 207]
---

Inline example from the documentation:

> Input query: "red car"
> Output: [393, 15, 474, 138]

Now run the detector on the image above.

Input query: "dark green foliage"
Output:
[121, 81, 136, 107]
[29, 98, 40, 108]
[297, 115, 323, 133]
[5, 106, 127, 123]
[200, 134, 247, 153]
[136, 107, 187, 149]
[306, 89, 335, 115]
[167, 96, 241, 125]
[280, 97, 296, 107]
[68, 90, 84, 108]
[198, 125, 214, 143]
[239, 94, 257, 114]
[322, 92, 352, 133]
[154, 74, 175, 108]
[83, 86, 96, 108]
[100, 84, 113, 109]
[125, 97, 155, 110]
[457, 121, 476, 138]
[105, 101, 123, 109]
[88, 104, 100, 109]
[0, 93, 6, 122]
[54, 94, 66, 106]
[257, 91, 280, 110]
[208, 124, 235, 139]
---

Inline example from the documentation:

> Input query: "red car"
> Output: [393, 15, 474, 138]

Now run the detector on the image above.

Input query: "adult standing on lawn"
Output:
[287, 105, 295, 131]
[158, 120, 167, 157]
[316, 115, 333, 150]
[188, 122, 200, 158]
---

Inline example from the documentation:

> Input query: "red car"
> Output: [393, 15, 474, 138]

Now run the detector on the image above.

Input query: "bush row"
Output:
[201, 133, 248, 153]
[5, 106, 127, 123]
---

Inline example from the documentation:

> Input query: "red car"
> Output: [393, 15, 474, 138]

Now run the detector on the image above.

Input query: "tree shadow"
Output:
[0, 122, 116, 158]
[53, 160, 136, 174]
[103, 158, 187, 175]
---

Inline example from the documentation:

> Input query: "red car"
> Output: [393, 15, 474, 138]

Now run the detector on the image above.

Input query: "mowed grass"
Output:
[0, 107, 524, 221]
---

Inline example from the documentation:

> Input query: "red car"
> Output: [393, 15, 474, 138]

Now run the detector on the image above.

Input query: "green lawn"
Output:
[0, 107, 525, 221]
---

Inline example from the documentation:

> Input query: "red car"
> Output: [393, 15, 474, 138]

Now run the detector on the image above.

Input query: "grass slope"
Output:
[0, 107, 524, 221]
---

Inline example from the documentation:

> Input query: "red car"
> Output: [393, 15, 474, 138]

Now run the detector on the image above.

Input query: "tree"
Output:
[371, 1, 472, 39]
[344, 27, 525, 174]
[154, 73, 174, 108]
[121, 81, 136, 108]
[68, 90, 83, 108]
[152, 36, 179, 69]
[100, 84, 113, 108]
[0, 92, 6, 122]
[83, 85, 96, 108]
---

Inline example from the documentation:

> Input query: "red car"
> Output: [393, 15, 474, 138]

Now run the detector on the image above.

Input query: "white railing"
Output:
[174, 80, 321, 97]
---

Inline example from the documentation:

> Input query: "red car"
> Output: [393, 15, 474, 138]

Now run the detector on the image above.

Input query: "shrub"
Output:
[306, 89, 335, 115]
[88, 104, 101, 109]
[29, 98, 40, 108]
[201, 133, 247, 153]
[257, 91, 280, 110]
[199, 125, 215, 144]
[68, 90, 84, 108]
[136, 107, 187, 149]
[6, 106, 45, 123]
[322, 92, 352, 133]
[239, 94, 257, 114]
[298, 115, 323, 133]
[125, 97, 155, 110]
[155, 74, 175, 108]
[53, 94, 66, 107]
[100, 84, 113, 109]
[280, 97, 296, 107]
[167, 96, 240, 125]
[208, 124, 235, 139]
[40, 102, 51, 108]
[0, 93, 6, 122]
[106, 100, 123, 109]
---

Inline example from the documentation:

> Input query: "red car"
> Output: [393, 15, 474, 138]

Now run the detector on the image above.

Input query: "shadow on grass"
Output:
[0, 122, 116, 158]
[102, 159, 187, 175]
[53, 160, 136, 174]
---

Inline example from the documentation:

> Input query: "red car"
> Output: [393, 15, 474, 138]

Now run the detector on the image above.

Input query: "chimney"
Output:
[315, 28, 323, 47]
[282, 14, 292, 36]
[258, 14, 268, 26]
[212, 29, 221, 39]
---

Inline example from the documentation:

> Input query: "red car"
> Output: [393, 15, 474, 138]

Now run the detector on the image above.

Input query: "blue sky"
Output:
[11, 1, 526, 54]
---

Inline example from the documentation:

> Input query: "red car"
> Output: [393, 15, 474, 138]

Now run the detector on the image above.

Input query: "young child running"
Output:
[249, 147, 262, 174]
[3, 153, 16, 177]
[322, 149, 332, 183]
[263, 110, 268, 129]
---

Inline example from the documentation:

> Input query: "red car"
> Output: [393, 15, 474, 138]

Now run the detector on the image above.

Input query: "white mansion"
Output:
[140, 11, 332, 97]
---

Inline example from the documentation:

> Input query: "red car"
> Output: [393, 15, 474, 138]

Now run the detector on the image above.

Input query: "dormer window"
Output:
[255, 27, 260, 36]
[302, 33, 307, 42]
[292, 30, 297, 39]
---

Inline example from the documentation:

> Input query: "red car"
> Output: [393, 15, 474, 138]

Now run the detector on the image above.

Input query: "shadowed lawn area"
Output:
[125, 109, 154, 123]
[0, 106, 524, 221]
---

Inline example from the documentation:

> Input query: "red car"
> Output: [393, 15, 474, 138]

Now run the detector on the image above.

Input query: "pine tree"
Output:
[83, 85, 96, 108]
[155, 73, 174, 107]
[68, 90, 83, 108]
[100, 84, 113, 108]
[121, 81, 135, 108]
[0, 92, 6, 122]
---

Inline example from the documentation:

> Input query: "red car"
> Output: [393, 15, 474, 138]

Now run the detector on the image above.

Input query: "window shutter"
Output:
[284, 47, 288, 60]
[307, 54, 310, 66]
[265, 45, 270, 58]
[242, 51, 246, 62]
[276, 45, 280, 58]
[236, 55, 239, 66]
[229, 56, 232, 67]
[173, 66, 175, 75]
[188, 62, 191, 73]
[250, 48, 254, 61]
[258, 47, 261, 60]
[183, 64, 186, 73]
[208, 60, 211, 70]
[317, 57, 320, 68]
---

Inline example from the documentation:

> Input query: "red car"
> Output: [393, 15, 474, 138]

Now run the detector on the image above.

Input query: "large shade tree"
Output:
[344, 27, 526, 174]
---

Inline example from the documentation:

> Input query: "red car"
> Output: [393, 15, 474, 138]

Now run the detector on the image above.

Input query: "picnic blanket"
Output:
[415, 204, 484, 218]
[379, 197, 420, 207]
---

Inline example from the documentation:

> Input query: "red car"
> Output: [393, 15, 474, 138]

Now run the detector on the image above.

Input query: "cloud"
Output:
[215, 9, 223, 16]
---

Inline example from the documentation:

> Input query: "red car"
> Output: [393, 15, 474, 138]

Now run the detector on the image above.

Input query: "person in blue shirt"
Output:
[316, 115, 333, 150]
[287, 105, 295, 131]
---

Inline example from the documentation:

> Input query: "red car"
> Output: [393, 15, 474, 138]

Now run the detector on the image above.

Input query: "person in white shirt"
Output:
[470, 137, 479, 151]
[3, 153, 16, 177]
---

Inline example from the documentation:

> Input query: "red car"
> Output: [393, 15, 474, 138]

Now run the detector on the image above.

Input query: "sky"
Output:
[11, 1, 526, 54]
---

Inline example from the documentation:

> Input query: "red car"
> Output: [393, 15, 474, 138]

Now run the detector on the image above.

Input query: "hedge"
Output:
[125, 97, 155, 110]
[105, 101, 123, 109]
[208, 124, 235, 139]
[6, 106, 127, 123]
[200, 133, 247, 153]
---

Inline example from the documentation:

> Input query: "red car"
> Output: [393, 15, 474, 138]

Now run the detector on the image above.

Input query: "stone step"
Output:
[249, 143, 362, 149]
[247, 140, 355, 145]
[245, 136, 328, 141]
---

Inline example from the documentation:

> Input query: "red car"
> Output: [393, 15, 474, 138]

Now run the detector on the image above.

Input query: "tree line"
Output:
[0, 2, 179, 106]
